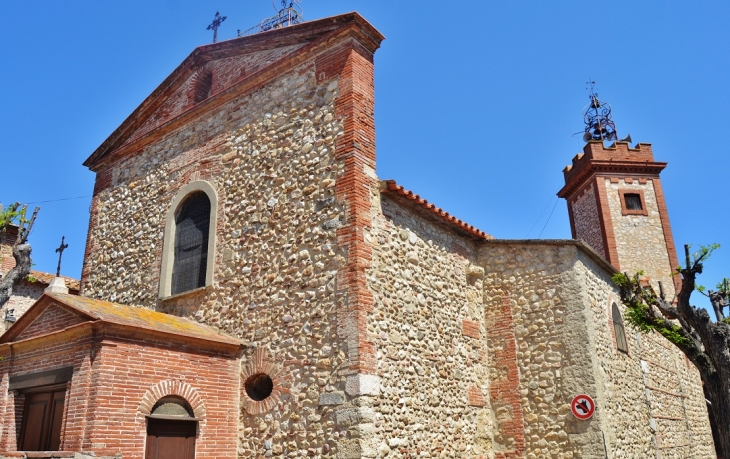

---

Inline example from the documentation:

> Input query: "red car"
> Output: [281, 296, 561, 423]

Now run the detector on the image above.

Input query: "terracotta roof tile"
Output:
[380, 180, 493, 240]
[27, 271, 80, 292]
[47, 293, 241, 346]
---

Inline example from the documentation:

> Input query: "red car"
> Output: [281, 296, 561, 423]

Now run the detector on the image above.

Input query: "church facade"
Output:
[0, 12, 716, 459]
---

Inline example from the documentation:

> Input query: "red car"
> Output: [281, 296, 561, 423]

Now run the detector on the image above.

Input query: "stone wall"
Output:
[480, 241, 714, 458]
[0, 282, 44, 335]
[123, 44, 304, 150]
[583, 249, 715, 458]
[80, 31, 383, 457]
[481, 242, 603, 459]
[577, 251, 655, 458]
[605, 178, 677, 298]
[634, 331, 714, 457]
[367, 195, 493, 458]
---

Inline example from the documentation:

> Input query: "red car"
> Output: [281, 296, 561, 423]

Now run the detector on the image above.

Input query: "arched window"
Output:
[159, 181, 218, 299]
[172, 192, 211, 295]
[612, 303, 629, 354]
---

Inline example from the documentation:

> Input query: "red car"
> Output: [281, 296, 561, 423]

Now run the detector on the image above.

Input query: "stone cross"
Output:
[207, 11, 227, 43]
[55, 236, 68, 277]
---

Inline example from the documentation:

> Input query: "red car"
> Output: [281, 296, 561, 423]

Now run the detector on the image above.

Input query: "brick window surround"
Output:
[619, 189, 648, 216]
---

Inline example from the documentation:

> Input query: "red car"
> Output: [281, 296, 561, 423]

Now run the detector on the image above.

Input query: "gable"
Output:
[14, 303, 87, 341]
[119, 43, 304, 151]
[83, 13, 384, 171]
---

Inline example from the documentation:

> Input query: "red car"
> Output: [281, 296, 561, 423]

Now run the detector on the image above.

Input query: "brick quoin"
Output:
[323, 36, 381, 375]
[486, 295, 526, 459]
[651, 178, 682, 293]
[462, 319, 481, 340]
[467, 385, 486, 407]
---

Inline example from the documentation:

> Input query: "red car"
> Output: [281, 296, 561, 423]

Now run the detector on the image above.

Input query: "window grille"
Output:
[172, 192, 211, 295]
[612, 303, 629, 354]
[624, 193, 643, 211]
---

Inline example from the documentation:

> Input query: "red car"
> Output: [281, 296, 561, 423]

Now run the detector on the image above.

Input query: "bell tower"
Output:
[557, 89, 681, 297]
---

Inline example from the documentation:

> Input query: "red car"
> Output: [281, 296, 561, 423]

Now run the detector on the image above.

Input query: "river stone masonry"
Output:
[605, 178, 676, 298]
[480, 241, 714, 459]
[82, 57, 362, 457]
[50, 12, 715, 459]
[366, 194, 493, 458]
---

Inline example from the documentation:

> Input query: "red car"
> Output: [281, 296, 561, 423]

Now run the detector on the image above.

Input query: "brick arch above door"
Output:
[138, 380, 207, 420]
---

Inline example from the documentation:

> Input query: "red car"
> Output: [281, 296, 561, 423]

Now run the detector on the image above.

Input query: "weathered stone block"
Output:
[345, 374, 381, 396]
[319, 391, 345, 406]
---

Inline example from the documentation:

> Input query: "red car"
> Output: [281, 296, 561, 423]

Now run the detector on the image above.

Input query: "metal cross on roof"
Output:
[207, 11, 227, 43]
[55, 235, 69, 277]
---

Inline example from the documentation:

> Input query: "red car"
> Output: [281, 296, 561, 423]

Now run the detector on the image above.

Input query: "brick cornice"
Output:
[0, 319, 240, 358]
[0, 321, 95, 355]
[558, 161, 666, 199]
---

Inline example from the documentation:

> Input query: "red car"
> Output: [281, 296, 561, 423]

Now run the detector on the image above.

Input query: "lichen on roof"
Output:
[27, 271, 80, 291]
[47, 293, 240, 346]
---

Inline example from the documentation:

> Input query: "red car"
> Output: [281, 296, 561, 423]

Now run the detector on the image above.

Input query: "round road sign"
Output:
[570, 394, 595, 420]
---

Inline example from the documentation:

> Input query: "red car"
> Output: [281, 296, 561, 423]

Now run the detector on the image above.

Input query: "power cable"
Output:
[526, 196, 556, 238]
[537, 197, 560, 239]
[25, 195, 92, 205]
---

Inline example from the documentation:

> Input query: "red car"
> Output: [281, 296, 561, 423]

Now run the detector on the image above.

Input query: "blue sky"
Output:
[1, 1, 729, 310]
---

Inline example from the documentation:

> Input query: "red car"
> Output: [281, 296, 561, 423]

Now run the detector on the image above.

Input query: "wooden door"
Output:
[19, 389, 66, 451]
[146, 418, 196, 459]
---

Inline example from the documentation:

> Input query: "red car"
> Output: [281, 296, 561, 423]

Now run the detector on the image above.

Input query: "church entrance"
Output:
[18, 388, 66, 451]
[145, 418, 197, 459]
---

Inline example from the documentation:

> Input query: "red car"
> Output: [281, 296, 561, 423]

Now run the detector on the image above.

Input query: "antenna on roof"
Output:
[579, 81, 619, 143]
[238, 0, 304, 37]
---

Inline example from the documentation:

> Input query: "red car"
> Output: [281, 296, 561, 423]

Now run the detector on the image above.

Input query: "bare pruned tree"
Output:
[0, 202, 40, 307]
[613, 244, 730, 457]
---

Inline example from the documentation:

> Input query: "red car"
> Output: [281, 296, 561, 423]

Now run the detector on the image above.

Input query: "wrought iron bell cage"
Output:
[582, 92, 618, 142]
